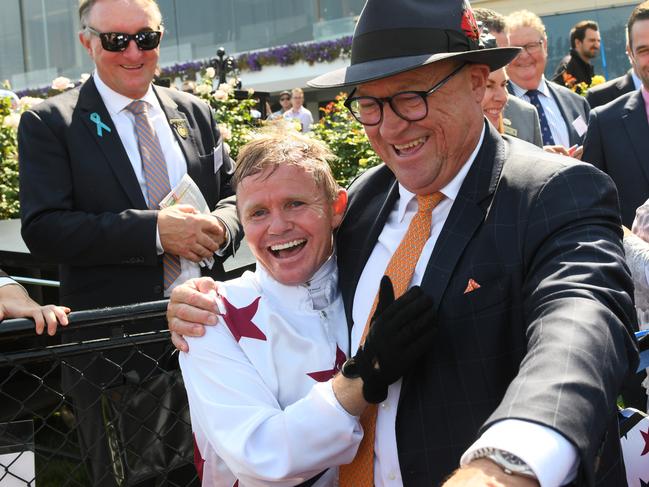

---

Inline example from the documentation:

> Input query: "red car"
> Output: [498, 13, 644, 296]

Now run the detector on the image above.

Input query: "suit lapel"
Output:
[341, 169, 399, 328]
[155, 86, 202, 183]
[420, 124, 503, 313]
[77, 78, 147, 208]
[546, 82, 580, 145]
[622, 91, 649, 186]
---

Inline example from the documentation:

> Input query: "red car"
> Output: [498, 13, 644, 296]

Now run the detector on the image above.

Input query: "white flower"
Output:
[79, 73, 91, 83]
[195, 84, 212, 96]
[220, 82, 233, 94]
[204, 67, 216, 79]
[2, 112, 20, 129]
[18, 96, 44, 110]
[247, 88, 255, 96]
[212, 89, 227, 101]
[218, 124, 232, 141]
[51, 76, 74, 91]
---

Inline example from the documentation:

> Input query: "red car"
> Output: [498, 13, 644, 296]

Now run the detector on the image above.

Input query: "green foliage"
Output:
[310, 93, 380, 187]
[0, 81, 379, 220]
[0, 96, 20, 219]
[193, 70, 259, 160]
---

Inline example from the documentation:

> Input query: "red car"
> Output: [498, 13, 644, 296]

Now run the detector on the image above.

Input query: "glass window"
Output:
[0, 1, 24, 86]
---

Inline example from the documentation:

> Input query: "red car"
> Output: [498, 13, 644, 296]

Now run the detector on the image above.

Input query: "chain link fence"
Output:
[0, 300, 199, 487]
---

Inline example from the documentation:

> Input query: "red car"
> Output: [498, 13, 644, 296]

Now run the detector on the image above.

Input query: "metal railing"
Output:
[0, 300, 199, 487]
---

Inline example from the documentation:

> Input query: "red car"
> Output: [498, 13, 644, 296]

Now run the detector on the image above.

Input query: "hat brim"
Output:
[308, 47, 520, 89]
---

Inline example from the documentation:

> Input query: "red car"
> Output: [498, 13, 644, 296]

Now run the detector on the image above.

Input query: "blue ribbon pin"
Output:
[90, 112, 111, 137]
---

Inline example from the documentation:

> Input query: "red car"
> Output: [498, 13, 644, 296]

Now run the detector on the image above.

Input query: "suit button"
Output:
[153, 285, 163, 295]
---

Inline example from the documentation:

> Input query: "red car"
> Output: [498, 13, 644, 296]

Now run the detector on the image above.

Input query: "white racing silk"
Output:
[180, 257, 362, 487]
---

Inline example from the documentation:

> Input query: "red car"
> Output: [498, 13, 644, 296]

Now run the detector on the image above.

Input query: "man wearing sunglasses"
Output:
[17, 0, 242, 485]
[168, 0, 638, 485]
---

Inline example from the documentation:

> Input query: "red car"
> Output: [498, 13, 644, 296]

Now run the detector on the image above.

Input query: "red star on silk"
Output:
[307, 346, 346, 382]
[641, 426, 649, 456]
[221, 296, 266, 342]
[193, 434, 204, 481]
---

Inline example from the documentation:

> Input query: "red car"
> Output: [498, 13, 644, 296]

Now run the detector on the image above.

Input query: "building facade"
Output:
[0, 0, 640, 112]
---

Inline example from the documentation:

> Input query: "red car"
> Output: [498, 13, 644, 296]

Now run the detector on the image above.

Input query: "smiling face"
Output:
[482, 68, 508, 127]
[576, 28, 601, 60]
[237, 164, 347, 286]
[356, 61, 488, 195]
[629, 19, 649, 90]
[79, 0, 162, 99]
[507, 26, 547, 90]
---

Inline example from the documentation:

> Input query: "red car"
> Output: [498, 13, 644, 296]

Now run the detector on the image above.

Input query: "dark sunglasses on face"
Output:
[280, 97, 290, 101]
[85, 26, 162, 52]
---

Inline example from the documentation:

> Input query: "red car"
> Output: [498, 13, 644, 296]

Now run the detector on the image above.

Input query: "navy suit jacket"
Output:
[508, 80, 590, 147]
[18, 78, 242, 311]
[582, 90, 649, 227]
[586, 70, 635, 109]
[336, 124, 637, 486]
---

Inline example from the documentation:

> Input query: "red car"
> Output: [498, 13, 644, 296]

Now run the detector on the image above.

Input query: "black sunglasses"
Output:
[280, 97, 290, 101]
[85, 26, 162, 52]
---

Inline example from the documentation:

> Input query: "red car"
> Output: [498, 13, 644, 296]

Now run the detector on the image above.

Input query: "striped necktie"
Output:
[126, 100, 181, 290]
[339, 192, 445, 486]
[525, 90, 556, 146]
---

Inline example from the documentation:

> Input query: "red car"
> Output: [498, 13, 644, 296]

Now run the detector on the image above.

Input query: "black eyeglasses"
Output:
[280, 97, 290, 101]
[85, 26, 162, 52]
[513, 40, 544, 56]
[344, 63, 466, 126]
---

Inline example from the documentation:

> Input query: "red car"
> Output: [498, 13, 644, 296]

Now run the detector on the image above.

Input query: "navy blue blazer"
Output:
[336, 123, 637, 486]
[586, 70, 635, 109]
[18, 78, 242, 310]
[583, 89, 649, 227]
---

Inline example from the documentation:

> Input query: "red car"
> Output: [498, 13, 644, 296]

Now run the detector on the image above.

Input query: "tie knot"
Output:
[126, 99, 148, 116]
[416, 192, 444, 213]
[525, 89, 540, 99]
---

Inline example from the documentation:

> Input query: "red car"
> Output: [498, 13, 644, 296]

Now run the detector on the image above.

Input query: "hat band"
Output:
[351, 28, 478, 65]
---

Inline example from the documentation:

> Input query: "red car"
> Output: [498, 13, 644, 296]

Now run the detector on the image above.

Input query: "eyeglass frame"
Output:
[343, 63, 467, 126]
[512, 40, 545, 56]
[84, 26, 163, 52]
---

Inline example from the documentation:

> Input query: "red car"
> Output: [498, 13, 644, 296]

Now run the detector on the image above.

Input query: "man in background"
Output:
[267, 89, 291, 120]
[17, 0, 242, 484]
[506, 10, 590, 156]
[283, 87, 314, 132]
[583, 1, 649, 228]
[552, 20, 601, 88]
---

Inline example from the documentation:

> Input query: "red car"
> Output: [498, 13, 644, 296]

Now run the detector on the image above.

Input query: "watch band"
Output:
[468, 447, 537, 479]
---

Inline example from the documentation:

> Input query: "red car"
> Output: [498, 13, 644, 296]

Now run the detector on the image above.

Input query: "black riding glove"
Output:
[353, 275, 437, 403]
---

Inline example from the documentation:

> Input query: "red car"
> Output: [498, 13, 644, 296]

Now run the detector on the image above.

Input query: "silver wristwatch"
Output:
[468, 447, 537, 479]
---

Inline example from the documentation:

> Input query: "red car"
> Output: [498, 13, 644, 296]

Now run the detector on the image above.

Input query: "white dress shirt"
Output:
[180, 257, 362, 486]
[510, 77, 571, 148]
[324, 126, 578, 486]
[93, 73, 199, 294]
[0, 277, 19, 289]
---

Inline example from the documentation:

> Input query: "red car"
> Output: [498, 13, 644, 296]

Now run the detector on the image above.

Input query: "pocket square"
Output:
[464, 278, 481, 294]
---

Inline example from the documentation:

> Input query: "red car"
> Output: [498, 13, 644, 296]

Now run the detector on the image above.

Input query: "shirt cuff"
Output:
[314, 379, 362, 420]
[155, 222, 164, 255]
[461, 419, 579, 487]
[212, 215, 231, 257]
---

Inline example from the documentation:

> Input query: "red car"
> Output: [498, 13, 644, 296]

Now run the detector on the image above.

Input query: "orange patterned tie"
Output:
[339, 192, 444, 487]
[126, 100, 181, 290]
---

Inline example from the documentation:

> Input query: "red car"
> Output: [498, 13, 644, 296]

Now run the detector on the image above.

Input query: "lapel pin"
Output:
[90, 112, 111, 137]
[170, 118, 189, 139]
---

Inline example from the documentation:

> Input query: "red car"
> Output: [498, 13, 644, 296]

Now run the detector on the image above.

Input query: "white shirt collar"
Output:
[92, 71, 159, 116]
[510, 75, 550, 98]
[395, 125, 485, 222]
[256, 253, 340, 312]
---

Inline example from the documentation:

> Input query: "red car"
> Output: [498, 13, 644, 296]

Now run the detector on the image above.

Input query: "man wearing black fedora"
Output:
[167, 0, 638, 485]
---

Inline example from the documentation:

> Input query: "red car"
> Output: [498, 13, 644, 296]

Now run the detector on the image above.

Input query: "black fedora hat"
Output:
[308, 0, 520, 88]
